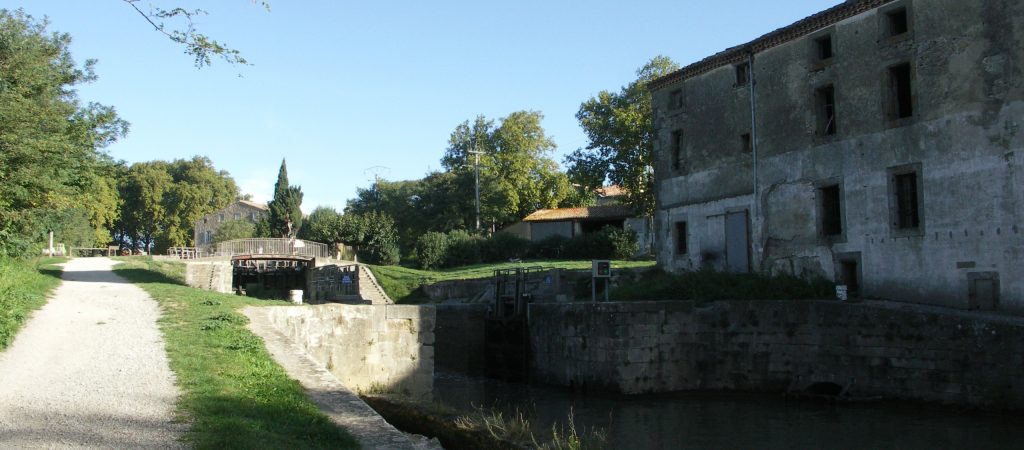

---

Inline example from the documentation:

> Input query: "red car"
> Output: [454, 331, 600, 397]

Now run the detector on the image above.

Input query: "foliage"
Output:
[606, 228, 640, 260]
[442, 112, 574, 229]
[0, 10, 129, 256]
[610, 267, 835, 302]
[337, 211, 400, 265]
[0, 257, 65, 350]
[115, 157, 238, 253]
[121, 0, 270, 68]
[565, 56, 679, 215]
[266, 159, 303, 238]
[297, 206, 343, 244]
[212, 219, 255, 244]
[113, 258, 359, 449]
[529, 227, 638, 261]
[366, 259, 656, 303]
[413, 232, 450, 270]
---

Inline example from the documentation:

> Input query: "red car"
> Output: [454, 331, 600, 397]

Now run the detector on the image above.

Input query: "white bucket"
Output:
[835, 285, 848, 301]
[289, 290, 304, 305]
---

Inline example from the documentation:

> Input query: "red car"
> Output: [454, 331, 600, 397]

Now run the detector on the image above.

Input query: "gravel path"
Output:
[0, 257, 186, 449]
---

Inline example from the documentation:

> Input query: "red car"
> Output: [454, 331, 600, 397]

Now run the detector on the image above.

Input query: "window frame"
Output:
[674, 221, 688, 255]
[817, 183, 845, 241]
[670, 129, 684, 173]
[886, 62, 914, 122]
[815, 84, 837, 137]
[887, 163, 925, 236]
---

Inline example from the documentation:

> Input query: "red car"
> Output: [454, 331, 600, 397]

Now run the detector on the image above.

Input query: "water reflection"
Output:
[433, 372, 1022, 450]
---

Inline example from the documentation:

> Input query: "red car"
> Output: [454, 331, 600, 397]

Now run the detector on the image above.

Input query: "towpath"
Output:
[0, 257, 185, 449]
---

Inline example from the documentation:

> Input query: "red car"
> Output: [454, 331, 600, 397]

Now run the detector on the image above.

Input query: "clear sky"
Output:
[6, 0, 841, 213]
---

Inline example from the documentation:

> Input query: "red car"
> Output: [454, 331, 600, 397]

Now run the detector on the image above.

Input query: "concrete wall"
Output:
[184, 261, 232, 294]
[263, 304, 435, 399]
[529, 300, 1024, 410]
[651, 0, 1024, 312]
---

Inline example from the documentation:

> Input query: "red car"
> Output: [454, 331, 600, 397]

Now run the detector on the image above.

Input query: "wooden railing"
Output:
[214, 238, 330, 259]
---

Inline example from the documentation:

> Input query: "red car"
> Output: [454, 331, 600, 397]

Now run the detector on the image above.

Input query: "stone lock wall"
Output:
[529, 300, 1024, 410]
[263, 304, 435, 399]
[184, 261, 233, 294]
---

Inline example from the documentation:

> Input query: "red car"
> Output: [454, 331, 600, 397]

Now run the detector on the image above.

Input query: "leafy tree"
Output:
[298, 206, 343, 245]
[0, 9, 129, 255]
[565, 56, 680, 215]
[266, 159, 303, 238]
[337, 212, 400, 265]
[212, 219, 255, 244]
[122, 0, 270, 67]
[442, 111, 573, 229]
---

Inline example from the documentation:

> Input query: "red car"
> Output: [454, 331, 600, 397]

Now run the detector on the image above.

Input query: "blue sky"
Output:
[7, 0, 840, 212]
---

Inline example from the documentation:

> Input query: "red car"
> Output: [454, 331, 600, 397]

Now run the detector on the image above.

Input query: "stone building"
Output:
[193, 200, 268, 250]
[650, 0, 1022, 312]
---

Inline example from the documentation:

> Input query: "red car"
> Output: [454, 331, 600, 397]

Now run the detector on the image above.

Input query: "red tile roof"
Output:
[596, 185, 626, 198]
[523, 205, 635, 222]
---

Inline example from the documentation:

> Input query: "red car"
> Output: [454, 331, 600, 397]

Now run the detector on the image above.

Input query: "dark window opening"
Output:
[740, 133, 752, 153]
[886, 8, 909, 36]
[669, 89, 682, 110]
[815, 35, 833, 60]
[894, 172, 919, 229]
[735, 63, 749, 86]
[671, 130, 684, 172]
[840, 260, 859, 297]
[675, 221, 688, 254]
[889, 63, 913, 119]
[820, 185, 842, 236]
[816, 85, 836, 136]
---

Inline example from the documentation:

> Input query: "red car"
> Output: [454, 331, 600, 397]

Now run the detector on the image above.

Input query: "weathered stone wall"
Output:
[651, 0, 1024, 312]
[184, 261, 232, 294]
[433, 304, 489, 374]
[529, 300, 1024, 410]
[263, 304, 435, 399]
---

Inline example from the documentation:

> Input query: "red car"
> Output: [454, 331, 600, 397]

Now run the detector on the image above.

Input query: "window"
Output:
[735, 62, 749, 86]
[251, 212, 259, 221]
[819, 185, 842, 236]
[669, 89, 683, 110]
[816, 85, 836, 136]
[814, 35, 833, 61]
[886, 8, 909, 36]
[740, 133, 752, 153]
[218, 214, 225, 222]
[888, 63, 913, 119]
[671, 130, 684, 172]
[675, 221, 688, 254]
[233, 213, 241, 221]
[893, 171, 920, 229]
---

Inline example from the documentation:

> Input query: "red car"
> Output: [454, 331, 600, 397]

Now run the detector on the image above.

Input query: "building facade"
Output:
[193, 200, 268, 250]
[651, 0, 1022, 312]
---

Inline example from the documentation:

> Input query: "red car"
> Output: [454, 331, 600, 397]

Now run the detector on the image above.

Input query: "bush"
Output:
[481, 232, 531, 262]
[445, 230, 484, 267]
[611, 267, 835, 302]
[529, 235, 568, 259]
[414, 232, 450, 270]
[607, 227, 639, 259]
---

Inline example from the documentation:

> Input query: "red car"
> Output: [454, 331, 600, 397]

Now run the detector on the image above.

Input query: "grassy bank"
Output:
[113, 258, 358, 449]
[0, 257, 66, 350]
[367, 260, 656, 303]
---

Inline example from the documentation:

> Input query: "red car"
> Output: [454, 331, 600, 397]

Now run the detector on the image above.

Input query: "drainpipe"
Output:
[747, 49, 760, 269]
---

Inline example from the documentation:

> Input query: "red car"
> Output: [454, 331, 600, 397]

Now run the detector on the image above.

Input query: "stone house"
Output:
[193, 200, 268, 250]
[650, 0, 1022, 312]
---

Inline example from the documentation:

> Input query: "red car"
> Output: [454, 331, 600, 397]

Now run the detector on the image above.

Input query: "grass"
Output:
[367, 259, 656, 303]
[610, 267, 835, 302]
[0, 256, 67, 350]
[113, 257, 359, 450]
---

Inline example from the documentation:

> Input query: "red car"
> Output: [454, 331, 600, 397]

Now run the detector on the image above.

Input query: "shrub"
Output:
[481, 232, 531, 262]
[607, 227, 639, 259]
[445, 230, 484, 267]
[414, 232, 450, 270]
[529, 235, 568, 259]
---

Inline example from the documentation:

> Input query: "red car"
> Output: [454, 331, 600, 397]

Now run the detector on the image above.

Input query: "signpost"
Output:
[591, 260, 611, 303]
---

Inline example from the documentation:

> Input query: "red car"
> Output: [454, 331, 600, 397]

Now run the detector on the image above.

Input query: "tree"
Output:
[337, 212, 399, 265]
[122, 0, 270, 68]
[266, 159, 303, 238]
[565, 56, 680, 215]
[442, 111, 573, 229]
[212, 219, 255, 244]
[0, 9, 129, 255]
[298, 206, 343, 245]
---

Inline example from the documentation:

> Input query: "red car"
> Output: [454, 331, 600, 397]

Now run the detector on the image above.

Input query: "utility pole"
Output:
[468, 142, 483, 231]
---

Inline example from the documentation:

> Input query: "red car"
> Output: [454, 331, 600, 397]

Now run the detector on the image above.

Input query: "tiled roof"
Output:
[596, 185, 626, 198]
[523, 205, 635, 222]
[238, 200, 269, 210]
[650, 0, 895, 91]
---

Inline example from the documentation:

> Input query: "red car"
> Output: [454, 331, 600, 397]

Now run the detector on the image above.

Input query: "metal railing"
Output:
[214, 238, 330, 259]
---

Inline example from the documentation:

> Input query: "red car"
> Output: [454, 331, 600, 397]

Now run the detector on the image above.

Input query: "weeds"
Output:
[0, 257, 65, 350]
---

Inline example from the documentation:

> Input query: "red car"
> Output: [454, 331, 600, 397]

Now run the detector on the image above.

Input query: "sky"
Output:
[6, 0, 841, 213]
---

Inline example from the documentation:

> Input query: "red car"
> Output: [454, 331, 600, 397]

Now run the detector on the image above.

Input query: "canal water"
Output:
[433, 372, 1023, 449]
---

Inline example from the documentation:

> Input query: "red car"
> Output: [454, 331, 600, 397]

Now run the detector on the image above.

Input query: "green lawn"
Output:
[113, 257, 359, 450]
[367, 259, 656, 303]
[0, 256, 66, 350]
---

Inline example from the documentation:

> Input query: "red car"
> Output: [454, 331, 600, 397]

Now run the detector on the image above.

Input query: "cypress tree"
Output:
[267, 159, 304, 237]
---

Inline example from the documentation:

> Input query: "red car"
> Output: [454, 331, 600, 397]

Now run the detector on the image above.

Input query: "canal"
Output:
[432, 372, 1023, 449]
